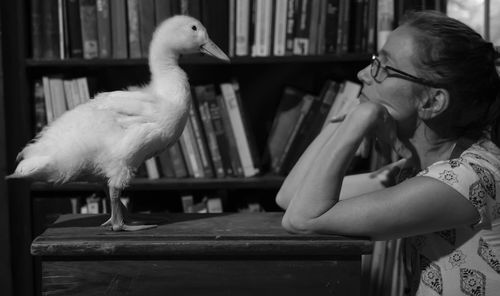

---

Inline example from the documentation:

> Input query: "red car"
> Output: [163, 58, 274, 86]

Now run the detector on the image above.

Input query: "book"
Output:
[154, 0, 173, 25]
[194, 85, 225, 178]
[42, 76, 54, 123]
[377, 0, 394, 51]
[322, 80, 361, 129]
[324, 0, 340, 54]
[156, 150, 176, 178]
[273, 0, 288, 56]
[30, 0, 43, 59]
[281, 81, 339, 173]
[144, 157, 160, 179]
[293, 0, 312, 55]
[168, 142, 189, 178]
[220, 82, 259, 177]
[285, 0, 298, 55]
[235, 0, 250, 56]
[274, 93, 315, 174]
[96, 0, 111, 58]
[189, 104, 214, 178]
[201, 0, 229, 54]
[252, 0, 273, 56]
[66, 0, 84, 58]
[266, 87, 307, 173]
[48, 77, 67, 119]
[80, 0, 99, 59]
[33, 79, 47, 132]
[138, 0, 155, 58]
[110, 0, 128, 58]
[216, 93, 244, 177]
[41, 0, 60, 59]
[127, 0, 142, 58]
[179, 119, 204, 178]
[200, 85, 237, 177]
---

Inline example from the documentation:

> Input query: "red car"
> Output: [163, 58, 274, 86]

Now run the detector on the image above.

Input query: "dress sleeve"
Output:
[416, 157, 496, 230]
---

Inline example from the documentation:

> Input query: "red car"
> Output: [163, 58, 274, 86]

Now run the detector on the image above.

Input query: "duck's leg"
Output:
[101, 186, 157, 231]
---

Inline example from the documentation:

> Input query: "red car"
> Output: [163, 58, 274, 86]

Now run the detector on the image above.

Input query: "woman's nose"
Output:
[357, 64, 372, 85]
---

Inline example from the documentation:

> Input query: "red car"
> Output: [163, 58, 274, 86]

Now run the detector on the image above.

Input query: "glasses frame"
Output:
[370, 55, 440, 87]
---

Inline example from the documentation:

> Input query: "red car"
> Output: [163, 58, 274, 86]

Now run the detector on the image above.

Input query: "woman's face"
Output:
[357, 26, 424, 136]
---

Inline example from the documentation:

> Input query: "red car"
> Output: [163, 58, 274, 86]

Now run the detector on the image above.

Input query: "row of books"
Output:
[238, 0, 378, 57]
[265, 79, 367, 175]
[141, 80, 260, 179]
[30, 0, 441, 60]
[33, 76, 95, 132]
[30, 0, 212, 60]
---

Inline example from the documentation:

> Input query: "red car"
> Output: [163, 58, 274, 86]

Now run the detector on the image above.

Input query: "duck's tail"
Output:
[6, 156, 52, 180]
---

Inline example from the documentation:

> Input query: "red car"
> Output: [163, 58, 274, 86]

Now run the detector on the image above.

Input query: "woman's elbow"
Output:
[275, 189, 290, 210]
[281, 213, 316, 234]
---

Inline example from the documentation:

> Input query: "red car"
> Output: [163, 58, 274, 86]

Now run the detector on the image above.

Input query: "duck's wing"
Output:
[92, 90, 158, 127]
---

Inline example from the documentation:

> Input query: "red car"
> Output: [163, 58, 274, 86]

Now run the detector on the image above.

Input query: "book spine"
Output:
[154, 0, 173, 25]
[228, 0, 235, 57]
[96, 0, 111, 58]
[42, 76, 54, 123]
[80, 0, 99, 59]
[58, 0, 67, 59]
[181, 119, 205, 178]
[30, 0, 43, 59]
[285, 0, 297, 55]
[316, 0, 327, 55]
[127, 0, 142, 58]
[189, 104, 215, 178]
[199, 102, 225, 178]
[235, 0, 250, 56]
[138, 0, 155, 58]
[33, 79, 47, 132]
[169, 142, 189, 178]
[220, 83, 258, 177]
[307, 0, 321, 55]
[377, 0, 393, 51]
[110, 0, 128, 58]
[217, 93, 244, 177]
[48, 77, 68, 119]
[41, 0, 60, 59]
[293, 0, 311, 55]
[273, 0, 288, 56]
[204, 88, 236, 177]
[324, 0, 339, 54]
[201, 0, 229, 54]
[275, 94, 314, 174]
[66, 0, 83, 58]
[144, 157, 160, 179]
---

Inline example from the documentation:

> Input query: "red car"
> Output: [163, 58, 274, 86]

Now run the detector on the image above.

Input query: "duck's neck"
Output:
[148, 45, 189, 104]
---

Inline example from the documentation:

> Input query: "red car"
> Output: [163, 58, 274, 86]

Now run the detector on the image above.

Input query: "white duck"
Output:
[8, 15, 230, 231]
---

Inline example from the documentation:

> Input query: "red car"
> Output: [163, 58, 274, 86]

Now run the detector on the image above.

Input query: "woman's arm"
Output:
[280, 102, 479, 240]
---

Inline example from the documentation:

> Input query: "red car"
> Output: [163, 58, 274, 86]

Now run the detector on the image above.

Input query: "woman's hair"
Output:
[401, 10, 500, 145]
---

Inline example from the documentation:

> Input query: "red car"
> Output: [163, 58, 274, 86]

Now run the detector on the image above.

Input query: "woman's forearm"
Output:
[282, 106, 377, 232]
[275, 121, 344, 209]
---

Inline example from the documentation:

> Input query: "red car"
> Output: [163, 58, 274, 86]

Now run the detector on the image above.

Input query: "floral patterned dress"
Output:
[403, 138, 500, 296]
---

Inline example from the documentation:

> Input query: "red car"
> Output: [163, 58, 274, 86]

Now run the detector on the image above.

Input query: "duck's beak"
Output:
[200, 39, 230, 62]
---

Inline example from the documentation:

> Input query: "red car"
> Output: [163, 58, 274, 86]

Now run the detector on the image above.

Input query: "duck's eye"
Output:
[192, 25, 197, 31]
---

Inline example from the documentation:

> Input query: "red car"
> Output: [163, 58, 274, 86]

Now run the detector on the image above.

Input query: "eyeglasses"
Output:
[370, 55, 439, 87]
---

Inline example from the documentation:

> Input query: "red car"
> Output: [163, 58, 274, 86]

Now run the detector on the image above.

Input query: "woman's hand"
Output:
[346, 101, 412, 159]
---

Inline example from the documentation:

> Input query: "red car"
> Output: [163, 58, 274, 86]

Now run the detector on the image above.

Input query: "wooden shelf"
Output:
[30, 175, 285, 192]
[25, 53, 372, 68]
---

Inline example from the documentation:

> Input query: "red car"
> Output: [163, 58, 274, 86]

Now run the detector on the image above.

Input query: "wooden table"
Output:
[31, 213, 373, 295]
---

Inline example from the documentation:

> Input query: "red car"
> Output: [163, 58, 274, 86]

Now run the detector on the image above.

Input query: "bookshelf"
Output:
[1, 0, 379, 295]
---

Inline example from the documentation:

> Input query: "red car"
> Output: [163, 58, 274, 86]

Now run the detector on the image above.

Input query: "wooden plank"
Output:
[42, 260, 361, 296]
[32, 213, 373, 258]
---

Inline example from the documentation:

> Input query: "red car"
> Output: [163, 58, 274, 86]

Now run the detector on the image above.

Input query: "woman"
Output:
[277, 11, 500, 295]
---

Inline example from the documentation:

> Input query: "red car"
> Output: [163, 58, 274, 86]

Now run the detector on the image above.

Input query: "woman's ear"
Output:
[418, 88, 450, 120]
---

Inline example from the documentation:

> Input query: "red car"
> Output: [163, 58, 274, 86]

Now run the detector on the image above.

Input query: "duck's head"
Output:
[151, 15, 230, 62]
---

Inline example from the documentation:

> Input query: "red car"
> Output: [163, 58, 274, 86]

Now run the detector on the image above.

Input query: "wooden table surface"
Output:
[31, 212, 373, 258]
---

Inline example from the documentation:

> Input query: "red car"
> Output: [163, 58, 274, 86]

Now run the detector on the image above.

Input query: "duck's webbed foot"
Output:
[101, 186, 157, 231]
